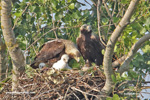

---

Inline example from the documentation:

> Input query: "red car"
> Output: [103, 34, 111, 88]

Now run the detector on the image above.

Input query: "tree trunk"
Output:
[102, 0, 139, 95]
[0, 1, 7, 81]
[1, 0, 25, 91]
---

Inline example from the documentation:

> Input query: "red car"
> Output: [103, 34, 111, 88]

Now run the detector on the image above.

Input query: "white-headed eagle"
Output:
[31, 39, 81, 69]
[76, 24, 105, 67]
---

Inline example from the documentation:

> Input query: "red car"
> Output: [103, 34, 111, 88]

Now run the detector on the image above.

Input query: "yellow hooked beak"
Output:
[74, 57, 80, 62]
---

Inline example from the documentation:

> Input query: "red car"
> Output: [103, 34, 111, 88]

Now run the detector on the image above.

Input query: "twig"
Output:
[102, 0, 117, 27]
[25, 26, 80, 52]
[32, 45, 38, 55]
[12, 3, 30, 30]
[50, 7, 58, 39]
[64, 85, 71, 100]
[112, 0, 117, 17]
[112, 55, 126, 68]
[90, 0, 96, 7]
[84, 0, 92, 7]
[72, 92, 80, 100]
[102, 0, 112, 18]
[80, 81, 100, 92]
[118, 32, 150, 74]
[71, 87, 98, 99]
[97, 0, 106, 46]
[33, 83, 47, 98]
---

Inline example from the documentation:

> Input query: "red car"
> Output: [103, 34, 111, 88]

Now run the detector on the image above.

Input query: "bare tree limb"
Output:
[25, 25, 80, 52]
[97, 0, 106, 46]
[112, 55, 126, 68]
[102, 0, 139, 95]
[50, 7, 58, 39]
[118, 32, 150, 75]
[12, 3, 30, 30]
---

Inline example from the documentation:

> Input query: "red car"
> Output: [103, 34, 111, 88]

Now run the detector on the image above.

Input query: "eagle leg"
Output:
[85, 59, 92, 67]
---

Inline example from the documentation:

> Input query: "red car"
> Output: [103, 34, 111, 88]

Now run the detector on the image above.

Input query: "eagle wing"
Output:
[90, 34, 105, 65]
[31, 40, 65, 68]
[76, 36, 85, 58]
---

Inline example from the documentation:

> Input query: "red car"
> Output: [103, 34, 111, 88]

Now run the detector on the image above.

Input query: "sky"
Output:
[77, 0, 93, 10]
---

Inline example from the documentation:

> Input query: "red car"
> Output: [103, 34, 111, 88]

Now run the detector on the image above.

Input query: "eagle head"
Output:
[80, 24, 92, 34]
[61, 39, 81, 62]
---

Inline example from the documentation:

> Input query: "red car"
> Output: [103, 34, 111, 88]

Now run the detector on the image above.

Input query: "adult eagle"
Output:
[76, 24, 105, 67]
[31, 39, 81, 69]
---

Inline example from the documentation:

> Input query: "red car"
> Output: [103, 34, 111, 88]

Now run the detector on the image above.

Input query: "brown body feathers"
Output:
[31, 39, 81, 69]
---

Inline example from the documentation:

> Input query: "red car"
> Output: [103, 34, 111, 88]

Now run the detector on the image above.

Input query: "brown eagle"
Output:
[76, 24, 105, 67]
[31, 39, 81, 69]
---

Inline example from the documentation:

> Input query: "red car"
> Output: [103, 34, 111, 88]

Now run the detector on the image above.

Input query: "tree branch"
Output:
[97, 0, 106, 46]
[1, 0, 25, 91]
[102, 0, 139, 95]
[112, 55, 126, 68]
[118, 32, 150, 75]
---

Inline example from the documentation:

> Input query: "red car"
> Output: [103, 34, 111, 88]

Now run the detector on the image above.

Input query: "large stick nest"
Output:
[0, 67, 106, 100]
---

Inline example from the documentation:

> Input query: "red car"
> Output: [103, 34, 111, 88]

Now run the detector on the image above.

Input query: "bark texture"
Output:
[1, 0, 25, 90]
[0, 1, 7, 81]
[102, 0, 139, 95]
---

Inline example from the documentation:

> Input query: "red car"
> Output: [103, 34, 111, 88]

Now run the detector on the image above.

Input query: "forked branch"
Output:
[118, 32, 150, 74]
[102, 0, 139, 95]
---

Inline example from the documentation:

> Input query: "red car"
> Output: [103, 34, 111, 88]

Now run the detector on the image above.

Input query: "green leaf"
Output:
[106, 97, 112, 100]
[14, 12, 22, 17]
[111, 74, 117, 83]
[112, 94, 120, 100]
[101, 49, 105, 55]
[121, 0, 129, 4]
[142, 45, 150, 53]
[113, 17, 119, 23]
[145, 17, 150, 27]
[69, 3, 75, 9]
[131, 22, 142, 31]
[67, 0, 71, 3]
[55, 12, 63, 20]
[30, 6, 36, 12]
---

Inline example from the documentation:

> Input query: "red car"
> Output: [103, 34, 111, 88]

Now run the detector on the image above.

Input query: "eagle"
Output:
[31, 39, 81, 69]
[52, 54, 72, 70]
[76, 24, 105, 67]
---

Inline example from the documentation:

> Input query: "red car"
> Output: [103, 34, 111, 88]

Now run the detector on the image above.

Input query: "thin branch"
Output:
[97, 0, 106, 46]
[71, 87, 98, 99]
[72, 92, 80, 100]
[50, 7, 58, 39]
[64, 85, 71, 100]
[25, 25, 80, 52]
[118, 32, 150, 74]
[102, 0, 117, 28]
[112, 0, 117, 17]
[102, 0, 112, 18]
[90, 0, 97, 7]
[112, 55, 126, 68]
[84, 0, 92, 7]
[12, 3, 30, 30]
